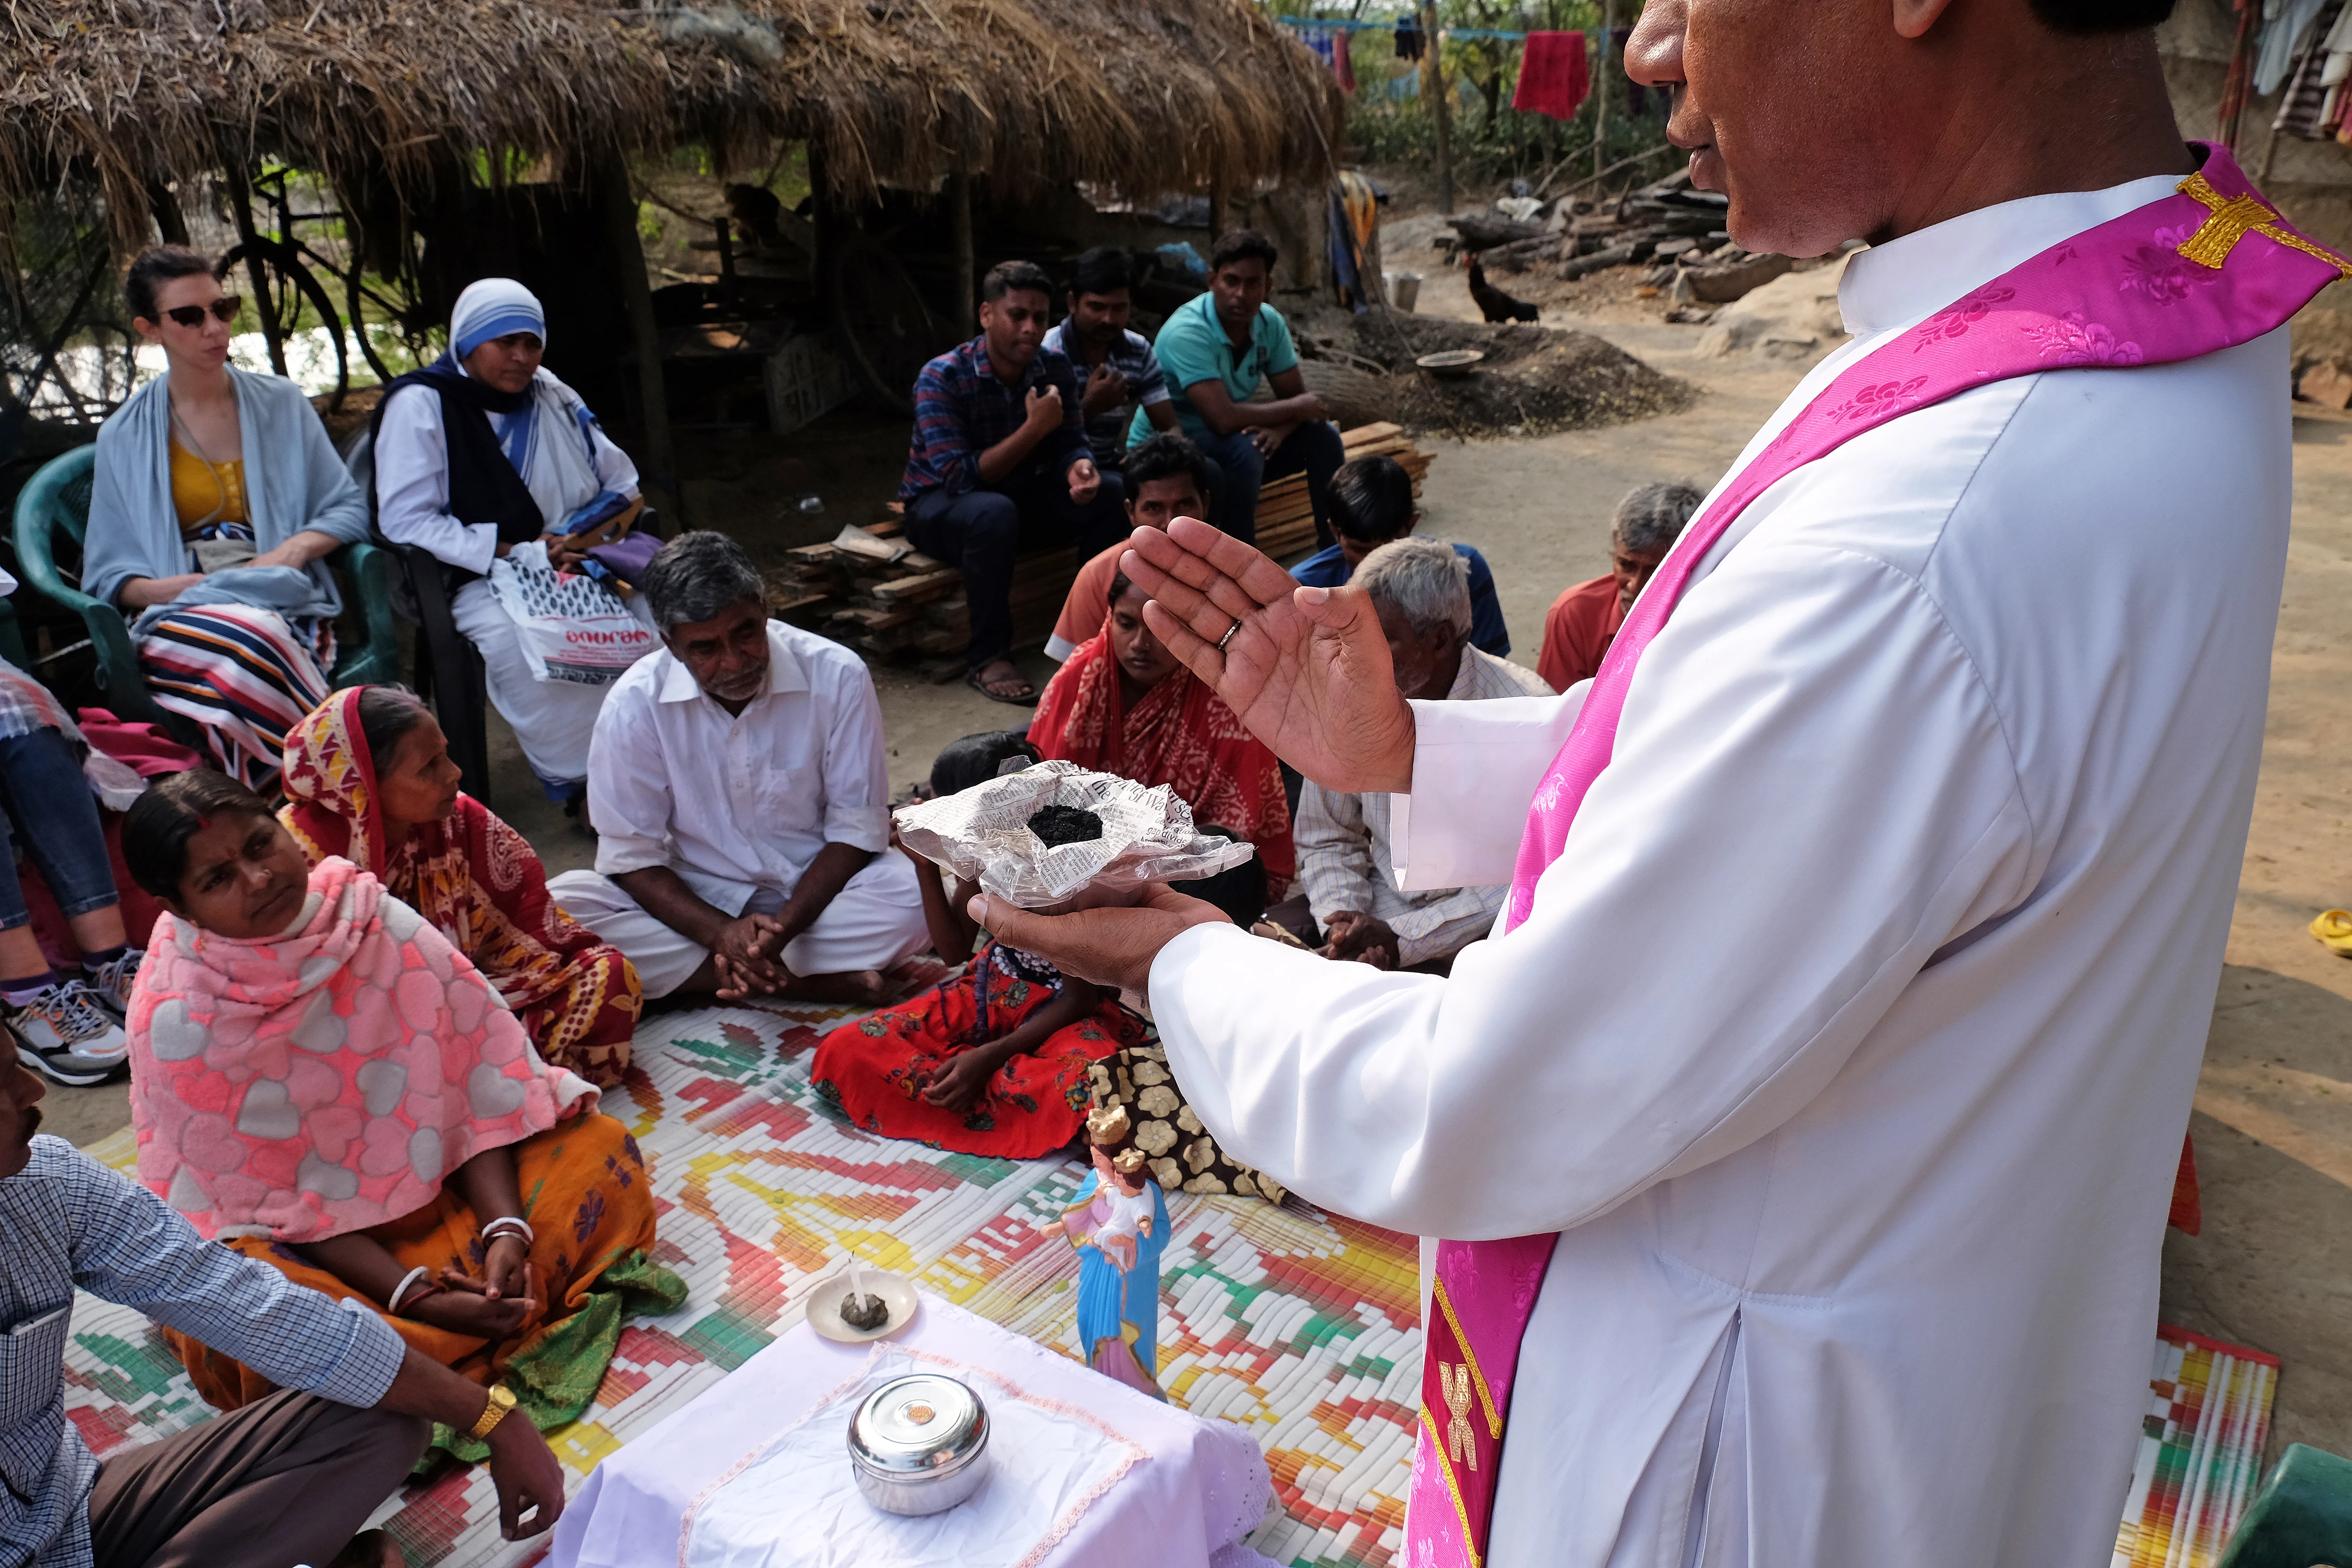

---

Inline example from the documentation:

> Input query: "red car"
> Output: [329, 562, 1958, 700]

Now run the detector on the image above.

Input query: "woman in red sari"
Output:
[279, 686, 641, 1085]
[1028, 572, 1293, 901]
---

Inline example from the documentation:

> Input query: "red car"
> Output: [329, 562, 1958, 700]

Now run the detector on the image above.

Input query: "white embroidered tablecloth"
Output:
[546, 1295, 1278, 1568]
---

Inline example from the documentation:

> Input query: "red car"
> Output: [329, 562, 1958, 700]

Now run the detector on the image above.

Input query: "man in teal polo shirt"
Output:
[1131, 229, 1344, 551]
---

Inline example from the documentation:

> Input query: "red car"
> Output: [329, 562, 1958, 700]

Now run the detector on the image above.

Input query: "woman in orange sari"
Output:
[1029, 572, 1293, 906]
[279, 686, 640, 1086]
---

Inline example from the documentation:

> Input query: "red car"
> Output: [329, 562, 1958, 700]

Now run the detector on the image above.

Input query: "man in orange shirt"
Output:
[1536, 481, 1702, 692]
[1044, 433, 1217, 662]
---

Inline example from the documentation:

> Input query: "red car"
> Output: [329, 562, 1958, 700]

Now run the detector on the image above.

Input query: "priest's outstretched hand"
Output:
[1122, 517, 1416, 794]
[968, 883, 1229, 994]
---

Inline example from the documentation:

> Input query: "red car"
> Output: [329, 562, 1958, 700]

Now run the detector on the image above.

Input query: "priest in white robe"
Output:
[963, 0, 2346, 1560]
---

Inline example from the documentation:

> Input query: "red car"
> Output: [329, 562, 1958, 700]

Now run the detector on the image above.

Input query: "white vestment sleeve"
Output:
[374, 383, 500, 577]
[1390, 687, 1586, 891]
[1151, 544, 2038, 1239]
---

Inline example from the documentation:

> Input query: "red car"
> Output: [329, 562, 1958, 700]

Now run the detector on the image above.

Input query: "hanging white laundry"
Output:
[2257, 0, 2334, 95]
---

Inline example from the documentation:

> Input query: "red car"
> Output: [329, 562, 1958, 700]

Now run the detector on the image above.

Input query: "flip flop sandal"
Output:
[966, 667, 1039, 707]
[2310, 908, 2352, 955]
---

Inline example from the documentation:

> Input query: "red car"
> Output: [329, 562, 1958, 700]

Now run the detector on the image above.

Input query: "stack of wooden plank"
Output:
[767, 422, 1436, 681]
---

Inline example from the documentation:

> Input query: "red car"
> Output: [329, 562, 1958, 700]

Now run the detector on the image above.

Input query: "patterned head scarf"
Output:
[280, 687, 391, 876]
[278, 687, 644, 1088]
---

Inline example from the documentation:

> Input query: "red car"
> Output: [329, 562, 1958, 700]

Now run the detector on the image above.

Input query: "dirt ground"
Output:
[38, 206, 2352, 1471]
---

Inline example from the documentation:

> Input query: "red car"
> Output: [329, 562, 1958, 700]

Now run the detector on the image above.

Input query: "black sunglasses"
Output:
[163, 296, 242, 329]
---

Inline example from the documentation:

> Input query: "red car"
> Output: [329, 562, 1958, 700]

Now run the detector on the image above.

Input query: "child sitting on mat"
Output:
[810, 731, 1147, 1159]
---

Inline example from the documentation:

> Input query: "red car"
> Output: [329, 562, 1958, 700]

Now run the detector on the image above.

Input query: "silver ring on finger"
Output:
[1217, 617, 1244, 651]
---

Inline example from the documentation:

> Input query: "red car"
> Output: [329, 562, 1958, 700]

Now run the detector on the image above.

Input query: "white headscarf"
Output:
[449, 278, 546, 358]
[441, 279, 603, 528]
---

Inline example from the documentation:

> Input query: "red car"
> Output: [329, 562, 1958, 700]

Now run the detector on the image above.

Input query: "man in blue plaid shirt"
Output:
[899, 259, 1127, 706]
[0, 1051, 567, 1568]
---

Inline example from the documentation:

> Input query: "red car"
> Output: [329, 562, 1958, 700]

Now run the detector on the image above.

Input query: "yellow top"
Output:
[168, 437, 247, 536]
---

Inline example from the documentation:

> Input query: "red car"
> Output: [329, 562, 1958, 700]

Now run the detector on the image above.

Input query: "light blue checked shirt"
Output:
[0, 1137, 406, 1568]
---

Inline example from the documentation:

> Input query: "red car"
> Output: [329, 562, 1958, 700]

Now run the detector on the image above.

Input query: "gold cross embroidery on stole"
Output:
[2176, 173, 2352, 277]
[1439, 1360, 1479, 1469]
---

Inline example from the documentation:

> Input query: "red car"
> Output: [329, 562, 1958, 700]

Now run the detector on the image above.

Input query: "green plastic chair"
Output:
[2217, 1445, 2352, 1568]
[9, 445, 399, 744]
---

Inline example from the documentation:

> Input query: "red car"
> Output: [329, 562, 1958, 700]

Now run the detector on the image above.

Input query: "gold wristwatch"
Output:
[467, 1384, 517, 1442]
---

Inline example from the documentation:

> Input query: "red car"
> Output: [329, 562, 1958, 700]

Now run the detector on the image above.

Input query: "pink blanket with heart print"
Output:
[126, 855, 598, 1244]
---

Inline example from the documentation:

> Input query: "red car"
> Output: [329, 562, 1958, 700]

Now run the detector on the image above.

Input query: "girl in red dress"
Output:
[810, 733, 1146, 1159]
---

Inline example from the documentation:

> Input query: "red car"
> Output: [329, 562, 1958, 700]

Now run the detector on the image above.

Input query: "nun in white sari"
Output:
[371, 279, 649, 805]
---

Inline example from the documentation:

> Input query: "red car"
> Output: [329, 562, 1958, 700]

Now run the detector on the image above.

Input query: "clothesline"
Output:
[1283, 15, 1650, 121]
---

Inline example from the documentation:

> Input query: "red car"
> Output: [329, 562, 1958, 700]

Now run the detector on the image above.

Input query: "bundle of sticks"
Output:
[1443, 172, 1738, 282]
[768, 423, 1435, 681]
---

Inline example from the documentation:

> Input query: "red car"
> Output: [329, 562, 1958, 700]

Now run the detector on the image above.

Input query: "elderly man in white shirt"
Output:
[547, 532, 929, 1004]
[957, 0, 2352, 1559]
[1295, 538, 1550, 974]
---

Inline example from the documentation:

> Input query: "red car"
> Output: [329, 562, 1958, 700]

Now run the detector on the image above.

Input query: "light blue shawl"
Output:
[84, 367, 369, 613]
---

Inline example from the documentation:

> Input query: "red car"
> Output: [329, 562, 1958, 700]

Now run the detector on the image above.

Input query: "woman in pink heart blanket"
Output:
[118, 768, 682, 1448]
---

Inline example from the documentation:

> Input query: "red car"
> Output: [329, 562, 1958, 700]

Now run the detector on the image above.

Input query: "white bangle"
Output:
[386, 1266, 431, 1314]
[481, 1216, 534, 1246]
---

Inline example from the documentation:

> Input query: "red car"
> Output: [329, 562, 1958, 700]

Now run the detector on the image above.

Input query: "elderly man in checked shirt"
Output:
[1293, 539, 1552, 975]
[0, 1050, 567, 1568]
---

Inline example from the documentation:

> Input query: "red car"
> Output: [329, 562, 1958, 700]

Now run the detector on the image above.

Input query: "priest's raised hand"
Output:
[1120, 517, 1415, 795]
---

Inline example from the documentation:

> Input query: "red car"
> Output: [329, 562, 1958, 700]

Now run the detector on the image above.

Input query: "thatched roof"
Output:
[2, 0, 1341, 232]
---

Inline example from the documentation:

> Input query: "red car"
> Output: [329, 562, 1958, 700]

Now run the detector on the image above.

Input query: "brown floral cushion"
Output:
[1085, 1040, 1287, 1205]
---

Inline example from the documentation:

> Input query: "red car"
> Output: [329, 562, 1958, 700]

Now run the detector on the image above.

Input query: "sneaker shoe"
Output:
[83, 949, 143, 1019]
[9, 980, 130, 1087]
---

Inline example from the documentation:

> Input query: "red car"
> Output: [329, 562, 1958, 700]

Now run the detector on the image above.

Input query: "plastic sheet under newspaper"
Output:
[893, 761, 1256, 909]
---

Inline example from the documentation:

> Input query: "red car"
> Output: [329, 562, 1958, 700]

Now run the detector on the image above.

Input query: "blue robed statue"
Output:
[1041, 1101, 1168, 1399]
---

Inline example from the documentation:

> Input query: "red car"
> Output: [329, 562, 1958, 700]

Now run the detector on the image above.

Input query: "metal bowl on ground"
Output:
[1415, 348, 1486, 377]
[847, 1373, 991, 1516]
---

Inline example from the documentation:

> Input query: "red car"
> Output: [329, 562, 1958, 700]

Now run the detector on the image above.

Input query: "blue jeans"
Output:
[905, 463, 1128, 670]
[1192, 420, 1346, 551]
[0, 728, 117, 930]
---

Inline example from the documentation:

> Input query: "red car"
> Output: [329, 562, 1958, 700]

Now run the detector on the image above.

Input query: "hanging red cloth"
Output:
[1513, 30, 1591, 121]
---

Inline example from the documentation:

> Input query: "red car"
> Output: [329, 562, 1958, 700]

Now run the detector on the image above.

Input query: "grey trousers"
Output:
[89, 1388, 429, 1568]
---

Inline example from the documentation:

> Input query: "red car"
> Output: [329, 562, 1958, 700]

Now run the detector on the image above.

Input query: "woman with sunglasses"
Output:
[82, 245, 370, 790]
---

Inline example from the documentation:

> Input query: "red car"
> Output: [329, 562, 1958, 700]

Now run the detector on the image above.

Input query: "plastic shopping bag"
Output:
[486, 541, 660, 685]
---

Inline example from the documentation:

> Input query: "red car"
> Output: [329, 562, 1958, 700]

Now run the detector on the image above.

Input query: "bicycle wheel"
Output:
[221, 239, 349, 405]
[276, 253, 349, 408]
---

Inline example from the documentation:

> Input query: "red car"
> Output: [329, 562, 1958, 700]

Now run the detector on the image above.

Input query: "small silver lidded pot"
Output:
[847, 1373, 992, 1516]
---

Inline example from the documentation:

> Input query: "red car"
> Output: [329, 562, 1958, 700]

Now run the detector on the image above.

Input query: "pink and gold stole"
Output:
[1409, 143, 2350, 1567]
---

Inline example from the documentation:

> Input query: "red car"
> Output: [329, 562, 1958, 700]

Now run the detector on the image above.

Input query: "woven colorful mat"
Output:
[58, 992, 1422, 1568]
[2110, 1324, 2280, 1568]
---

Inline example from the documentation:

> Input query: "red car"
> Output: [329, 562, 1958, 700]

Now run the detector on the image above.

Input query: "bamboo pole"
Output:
[601, 155, 679, 523]
[1422, 0, 1454, 214]
[1592, 0, 1616, 180]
